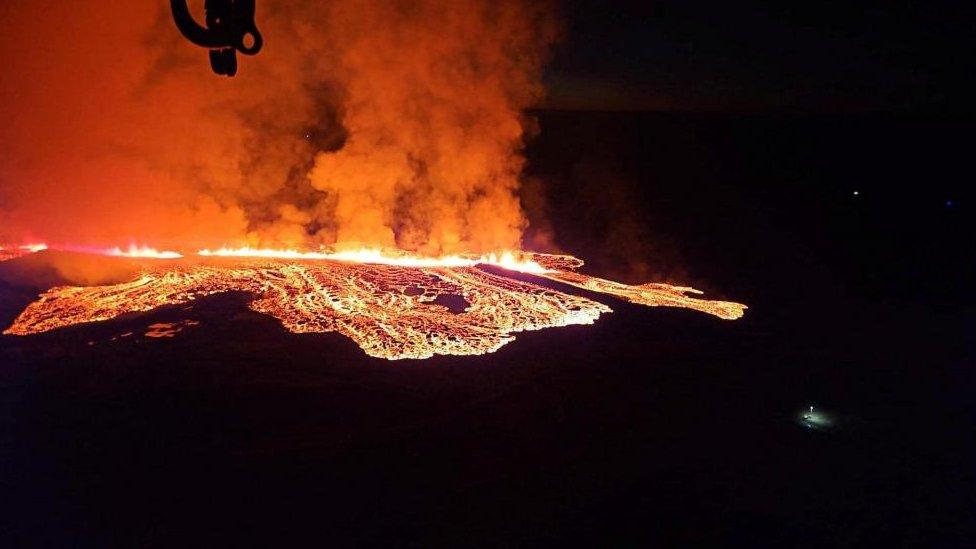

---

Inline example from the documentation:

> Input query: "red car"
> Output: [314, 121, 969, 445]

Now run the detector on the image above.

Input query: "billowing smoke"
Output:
[0, 1, 557, 254]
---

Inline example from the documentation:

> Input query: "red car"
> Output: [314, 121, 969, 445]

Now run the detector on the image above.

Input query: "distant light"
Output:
[852, 190, 859, 197]
[798, 404, 835, 431]
[946, 200, 954, 208]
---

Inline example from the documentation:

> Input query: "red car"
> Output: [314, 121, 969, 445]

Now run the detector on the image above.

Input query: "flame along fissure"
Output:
[2, 249, 746, 360]
[1, 244, 180, 259]
[0, 244, 47, 261]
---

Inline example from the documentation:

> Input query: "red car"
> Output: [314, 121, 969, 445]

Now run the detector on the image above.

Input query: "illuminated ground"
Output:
[0, 112, 972, 546]
[798, 407, 835, 431]
[3, 253, 745, 360]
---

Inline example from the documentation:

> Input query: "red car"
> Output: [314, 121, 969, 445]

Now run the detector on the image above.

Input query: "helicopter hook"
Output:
[170, 0, 263, 76]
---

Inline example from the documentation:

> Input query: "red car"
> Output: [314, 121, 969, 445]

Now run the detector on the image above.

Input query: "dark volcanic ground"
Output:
[2, 111, 974, 546]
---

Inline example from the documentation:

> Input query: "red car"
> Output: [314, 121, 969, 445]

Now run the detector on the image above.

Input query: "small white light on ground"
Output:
[798, 405, 836, 431]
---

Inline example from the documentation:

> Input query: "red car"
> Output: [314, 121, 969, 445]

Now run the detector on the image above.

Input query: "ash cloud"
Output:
[0, 1, 557, 254]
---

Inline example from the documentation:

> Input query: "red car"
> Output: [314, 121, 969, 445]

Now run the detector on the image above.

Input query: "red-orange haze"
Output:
[0, 1, 557, 254]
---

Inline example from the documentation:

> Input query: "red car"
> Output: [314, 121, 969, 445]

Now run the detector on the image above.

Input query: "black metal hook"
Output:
[171, 0, 263, 76]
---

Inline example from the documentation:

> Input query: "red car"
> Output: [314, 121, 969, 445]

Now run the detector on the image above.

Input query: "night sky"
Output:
[546, 0, 976, 112]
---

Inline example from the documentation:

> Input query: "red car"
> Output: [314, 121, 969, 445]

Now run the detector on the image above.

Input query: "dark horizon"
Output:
[545, 0, 976, 113]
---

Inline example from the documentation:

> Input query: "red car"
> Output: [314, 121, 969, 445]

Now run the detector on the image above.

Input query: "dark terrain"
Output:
[2, 111, 974, 546]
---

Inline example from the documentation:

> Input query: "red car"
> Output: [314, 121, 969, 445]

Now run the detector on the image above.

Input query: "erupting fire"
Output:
[1, 244, 182, 261]
[198, 247, 551, 273]
[103, 245, 183, 259]
[0, 1, 748, 361]
[3, 248, 746, 360]
[0, 244, 47, 262]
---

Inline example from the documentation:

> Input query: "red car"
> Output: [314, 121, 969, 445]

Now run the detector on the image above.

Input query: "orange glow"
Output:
[54, 244, 183, 259]
[0, 243, 48, 261]
[4, 250, 746, 360]
[0, 1, 557, 256]
[0, 2, 746, 361]
[1, 243, 183, 261]
[541, 270, 746, 320]
[103, 245, 183, 259]
[199, 246, 334, 261]
[197, 247, 550, 273]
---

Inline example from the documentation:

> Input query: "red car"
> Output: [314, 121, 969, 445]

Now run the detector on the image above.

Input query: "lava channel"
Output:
[3, 253, 746, 360]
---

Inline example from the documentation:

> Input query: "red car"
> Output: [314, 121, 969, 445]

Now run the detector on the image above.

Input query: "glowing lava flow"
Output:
[102, 245, 183, 259]
[1, 244, 181, 260]
[59, 244, 183, 258]
[198, 247, 550, 273]
[3, 251, 746, 360]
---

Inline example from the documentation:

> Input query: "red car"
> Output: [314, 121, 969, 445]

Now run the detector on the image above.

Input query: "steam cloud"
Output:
[0, 1, 557, 254]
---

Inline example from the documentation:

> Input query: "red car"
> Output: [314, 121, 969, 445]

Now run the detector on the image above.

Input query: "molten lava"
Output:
[3, 249, 746, 360]
[1, 244, 182, 261]
[102, 245, 183, 259]
[0, 1, 743, 361]
[0, 244, 47, 261]
[198, 247, 551, 273]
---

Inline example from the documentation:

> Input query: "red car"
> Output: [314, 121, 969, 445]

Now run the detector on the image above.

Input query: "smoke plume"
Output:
[0, 0, 557, 254]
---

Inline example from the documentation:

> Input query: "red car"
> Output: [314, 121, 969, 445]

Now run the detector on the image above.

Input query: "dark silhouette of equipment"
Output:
[170, 0, 263, 76]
